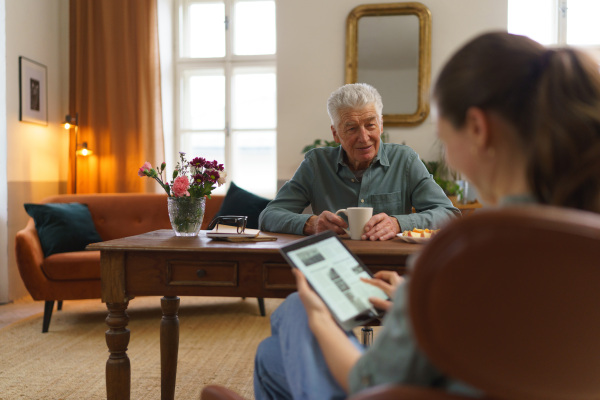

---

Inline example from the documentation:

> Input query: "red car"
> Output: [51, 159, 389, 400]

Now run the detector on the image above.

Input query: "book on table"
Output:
[206, 224, 277, 242]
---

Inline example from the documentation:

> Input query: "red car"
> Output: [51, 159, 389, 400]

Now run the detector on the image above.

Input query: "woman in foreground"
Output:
[253, 31, 600, 399]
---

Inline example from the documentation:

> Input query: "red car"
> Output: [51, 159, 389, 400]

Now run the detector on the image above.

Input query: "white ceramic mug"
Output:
[335, 207, 373, 240]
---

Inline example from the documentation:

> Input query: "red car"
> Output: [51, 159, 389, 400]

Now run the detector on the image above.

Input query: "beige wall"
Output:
[1, 0, 69, 302]
[0, 0, 6, 303]
[276, 0, 508, 179]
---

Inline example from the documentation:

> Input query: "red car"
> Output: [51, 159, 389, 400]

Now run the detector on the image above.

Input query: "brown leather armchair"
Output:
[201, 205, 600, 400]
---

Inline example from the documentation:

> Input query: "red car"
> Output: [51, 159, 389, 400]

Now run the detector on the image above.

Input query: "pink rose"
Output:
[138, 162, 152, 177]
[217, 170, 227, 186]
[172, 176, 190, 197]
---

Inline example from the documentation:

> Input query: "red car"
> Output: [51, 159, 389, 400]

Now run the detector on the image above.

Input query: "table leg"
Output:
[105, 301, 131, 400]
[161, 296, 180, 400]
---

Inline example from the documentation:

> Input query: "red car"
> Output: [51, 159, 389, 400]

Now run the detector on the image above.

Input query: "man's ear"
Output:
[464, 107, 491, 151]
[331, 125, 341, 144]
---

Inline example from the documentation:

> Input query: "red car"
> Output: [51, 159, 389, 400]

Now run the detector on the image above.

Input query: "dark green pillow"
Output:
[215, 182, 271, 230]
[24, 202, 103, 257]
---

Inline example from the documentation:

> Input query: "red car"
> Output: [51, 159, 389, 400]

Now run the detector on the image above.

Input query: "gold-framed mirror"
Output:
[345, 2, 432, 126]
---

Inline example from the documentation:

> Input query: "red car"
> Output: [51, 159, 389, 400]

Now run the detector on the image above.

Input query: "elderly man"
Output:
[259, 83, 459, 240]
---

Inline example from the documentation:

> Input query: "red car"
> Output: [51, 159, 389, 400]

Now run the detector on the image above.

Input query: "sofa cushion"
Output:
[24, 202, 103, 257]
[42, 250, 101, 280]
[214, 182, 271, 229]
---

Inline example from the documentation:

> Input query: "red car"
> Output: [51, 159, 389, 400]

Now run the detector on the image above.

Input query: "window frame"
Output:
[508, 0, 600, 63]
[559, 0, 600, 63]
[174, 0, 277, 195]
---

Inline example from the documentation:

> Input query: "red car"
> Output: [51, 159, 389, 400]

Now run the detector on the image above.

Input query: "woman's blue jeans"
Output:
[253, 292, 363, 400]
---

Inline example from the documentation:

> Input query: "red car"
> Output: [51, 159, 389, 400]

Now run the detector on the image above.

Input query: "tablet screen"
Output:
[281, 231, 389, 329]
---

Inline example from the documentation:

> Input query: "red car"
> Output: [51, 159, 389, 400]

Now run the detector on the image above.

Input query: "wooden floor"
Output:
[0, 295, 45, 330]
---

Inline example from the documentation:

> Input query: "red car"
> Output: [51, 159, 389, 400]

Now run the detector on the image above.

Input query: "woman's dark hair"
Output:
[434, 31, 600, 212]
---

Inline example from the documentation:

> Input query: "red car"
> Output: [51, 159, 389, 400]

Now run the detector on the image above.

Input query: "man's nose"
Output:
[357, 126, 370, 142]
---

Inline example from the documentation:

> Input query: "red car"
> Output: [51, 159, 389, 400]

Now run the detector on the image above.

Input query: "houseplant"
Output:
[422, 159, 462, 203]
[138, 152, 226, 236]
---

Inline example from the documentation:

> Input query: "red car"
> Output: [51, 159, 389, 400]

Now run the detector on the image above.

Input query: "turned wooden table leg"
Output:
[105, 301, 131, 400]
[161, 296, 180, 400]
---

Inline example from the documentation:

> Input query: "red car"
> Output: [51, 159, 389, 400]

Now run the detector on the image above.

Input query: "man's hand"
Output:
[361, 213, 400, 241]
[303, 211, 348, 235]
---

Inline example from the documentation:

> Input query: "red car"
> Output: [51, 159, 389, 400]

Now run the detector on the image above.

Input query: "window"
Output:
[508, 0, 600, 62]
[176, 0, 277, 198]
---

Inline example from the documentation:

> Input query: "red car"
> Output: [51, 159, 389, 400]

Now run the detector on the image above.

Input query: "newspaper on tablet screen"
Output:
[286, 235, 388, 325]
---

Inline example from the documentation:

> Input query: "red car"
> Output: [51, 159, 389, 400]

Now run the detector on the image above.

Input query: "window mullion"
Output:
[225, 60, 233, 176]
[225, 0, 233, 58]
[558, 0, 568, 45]
[179, 0, 184, 58]
[225, 0, 233, 177]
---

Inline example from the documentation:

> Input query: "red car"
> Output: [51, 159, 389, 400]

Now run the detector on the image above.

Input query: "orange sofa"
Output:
[15, 193, 225, 332]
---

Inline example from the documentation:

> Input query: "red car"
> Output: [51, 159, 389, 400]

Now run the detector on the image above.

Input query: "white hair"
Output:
[326, 83, 383, 126]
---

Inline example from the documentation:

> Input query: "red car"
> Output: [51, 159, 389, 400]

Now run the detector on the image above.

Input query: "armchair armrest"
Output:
[15, 218, 47, 299]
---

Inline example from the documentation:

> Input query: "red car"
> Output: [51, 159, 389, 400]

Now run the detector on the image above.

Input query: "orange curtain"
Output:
[69, 0, 164, 193]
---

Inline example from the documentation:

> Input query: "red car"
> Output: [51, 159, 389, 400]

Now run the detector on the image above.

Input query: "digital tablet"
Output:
[279, 230, 389, 331]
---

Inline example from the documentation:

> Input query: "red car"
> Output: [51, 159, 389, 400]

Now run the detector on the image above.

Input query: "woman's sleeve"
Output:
[347, 280, 446, 394]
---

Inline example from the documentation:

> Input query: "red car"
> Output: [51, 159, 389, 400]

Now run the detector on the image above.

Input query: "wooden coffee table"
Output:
[89, 229, 421, 400]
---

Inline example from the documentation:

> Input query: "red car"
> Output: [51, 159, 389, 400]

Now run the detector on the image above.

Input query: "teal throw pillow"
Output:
[215, 182, 271, 229]
[24, 202, 103, 257]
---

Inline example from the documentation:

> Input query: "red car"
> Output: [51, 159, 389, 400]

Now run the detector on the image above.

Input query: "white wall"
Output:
[1, 0, 68, 302]
[276, 0, 508, 180]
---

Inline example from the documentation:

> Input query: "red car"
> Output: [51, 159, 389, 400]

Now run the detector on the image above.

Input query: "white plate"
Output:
[396, 234, 429, 244]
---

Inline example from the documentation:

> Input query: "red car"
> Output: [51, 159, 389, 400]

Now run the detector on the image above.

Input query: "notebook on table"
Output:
[279, 230, 389, 330]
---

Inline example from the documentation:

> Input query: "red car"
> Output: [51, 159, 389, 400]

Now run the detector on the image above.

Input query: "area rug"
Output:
[0, 296, 284, 400]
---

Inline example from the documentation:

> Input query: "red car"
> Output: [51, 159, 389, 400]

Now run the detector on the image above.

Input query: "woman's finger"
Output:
[368, 297, 393, 312]
[360, 276, 394, 297]
[373, 270, 403, 286]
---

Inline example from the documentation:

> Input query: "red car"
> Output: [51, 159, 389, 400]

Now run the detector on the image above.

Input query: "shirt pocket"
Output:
[370, 191, 411, 215]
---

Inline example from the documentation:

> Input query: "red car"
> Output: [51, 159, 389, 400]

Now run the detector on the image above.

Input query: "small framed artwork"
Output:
[19, 56, 47, 125]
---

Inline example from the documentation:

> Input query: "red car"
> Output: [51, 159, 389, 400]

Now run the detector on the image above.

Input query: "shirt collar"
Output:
[376, 141, 389, 167]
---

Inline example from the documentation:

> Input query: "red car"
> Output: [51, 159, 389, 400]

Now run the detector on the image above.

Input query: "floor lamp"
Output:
[63, 113, 92, 194]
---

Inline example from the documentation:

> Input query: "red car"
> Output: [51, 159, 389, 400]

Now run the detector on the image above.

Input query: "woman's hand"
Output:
[360, 270, 404, 311]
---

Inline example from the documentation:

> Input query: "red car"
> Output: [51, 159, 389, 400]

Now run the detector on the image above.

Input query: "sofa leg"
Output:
[257, 297, 265, 316]
[42, 300, 55, 333]
[57, 300, 63, 311]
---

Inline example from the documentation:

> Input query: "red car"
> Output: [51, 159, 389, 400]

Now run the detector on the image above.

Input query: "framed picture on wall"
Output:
[19, 56, 47, 126]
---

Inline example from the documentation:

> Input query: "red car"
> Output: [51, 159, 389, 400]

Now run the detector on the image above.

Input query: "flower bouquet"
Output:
[139, 152, 226, 236]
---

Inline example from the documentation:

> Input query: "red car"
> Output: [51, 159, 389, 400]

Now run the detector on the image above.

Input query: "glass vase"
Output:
[167, 196, 206, 237]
